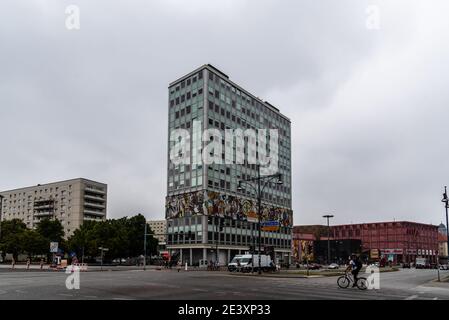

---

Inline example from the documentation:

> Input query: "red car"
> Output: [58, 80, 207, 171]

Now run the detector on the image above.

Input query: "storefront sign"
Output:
[381, 249, 403, 255]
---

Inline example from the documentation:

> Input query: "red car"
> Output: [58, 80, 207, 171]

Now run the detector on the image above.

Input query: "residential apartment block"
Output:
[147, 219, 167, 245]
[0, 178, 107, 237]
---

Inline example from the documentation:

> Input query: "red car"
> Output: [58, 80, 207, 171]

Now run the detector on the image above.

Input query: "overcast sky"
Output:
[1, 0, 448, 226]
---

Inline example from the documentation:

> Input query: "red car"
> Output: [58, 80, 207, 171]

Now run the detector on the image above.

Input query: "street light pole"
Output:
[98, 246, 108, 270]
[442, 186, 449, 263]
[144, 222, 147, 271]
[257, 165, 262, 275]
[0, 194, 3, 242]
[238, 164, 283, 276]
[323, 215, 334, 265]
[215, 217, 219, 265]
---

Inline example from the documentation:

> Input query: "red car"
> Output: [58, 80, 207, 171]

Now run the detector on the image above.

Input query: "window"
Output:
[198, 71, 203, 79]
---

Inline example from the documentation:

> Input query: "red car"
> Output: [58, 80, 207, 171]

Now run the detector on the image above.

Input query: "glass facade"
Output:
[166, 65, 292, 265]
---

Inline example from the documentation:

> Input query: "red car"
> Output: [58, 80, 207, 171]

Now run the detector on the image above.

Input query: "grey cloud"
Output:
[1, 0, 448, 226]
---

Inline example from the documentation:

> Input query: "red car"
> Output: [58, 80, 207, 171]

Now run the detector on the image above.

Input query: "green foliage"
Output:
[0, 215, 158, 262]
[67, 214, 159, 261]
[36, 218, 65, 243]
[0, 219, 27, 260]
[20, 230, 48, 258]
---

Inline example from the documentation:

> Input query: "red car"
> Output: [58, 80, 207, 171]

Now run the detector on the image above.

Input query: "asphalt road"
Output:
[0, 268, 448, 300]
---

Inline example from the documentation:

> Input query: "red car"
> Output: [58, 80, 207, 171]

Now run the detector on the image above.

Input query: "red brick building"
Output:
[331, 221, 438, 264]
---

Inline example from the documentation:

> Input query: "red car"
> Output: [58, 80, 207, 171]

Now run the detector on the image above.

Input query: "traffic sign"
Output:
[261, 221, 280, 231]
[50, 242, 59, 253]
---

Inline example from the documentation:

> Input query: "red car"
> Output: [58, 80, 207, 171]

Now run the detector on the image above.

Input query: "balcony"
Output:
[84, 187, 105, 195]
[34, 204, 54, 210]
[84, 202, 106, 209]
[84, 194, 105, 201]
[34, 211, 54, 217]
[84, 209, 105, 217]
[34, 199, 55, 210]
[84, 216, 103, 221]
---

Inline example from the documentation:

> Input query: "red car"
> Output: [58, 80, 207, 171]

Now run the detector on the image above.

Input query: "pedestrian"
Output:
[177, 260, 182, 272]
[26, 258, 30, 270]
[40, 258, 44, 270]
[11, 257, 15, 270]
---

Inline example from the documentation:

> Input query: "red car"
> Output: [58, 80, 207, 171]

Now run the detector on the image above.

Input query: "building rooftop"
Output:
[168, 64, 290, 122]
[0, 178, 107, 194]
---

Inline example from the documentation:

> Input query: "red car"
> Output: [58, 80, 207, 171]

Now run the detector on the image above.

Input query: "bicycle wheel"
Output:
[337, 275, 350, 288]
[356, 277, 368, 290]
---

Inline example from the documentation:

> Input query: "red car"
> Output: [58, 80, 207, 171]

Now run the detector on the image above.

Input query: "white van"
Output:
[228, 254, 275, 272]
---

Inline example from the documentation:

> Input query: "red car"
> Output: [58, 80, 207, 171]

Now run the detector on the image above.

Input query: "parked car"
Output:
[402, 263, 411, 268]
[307, 263, 322, 270]
[328, 263, 339, 270]
[439, 264, 449, 270]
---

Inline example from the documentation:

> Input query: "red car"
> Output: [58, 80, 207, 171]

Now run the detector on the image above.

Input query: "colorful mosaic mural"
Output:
[165, 191, 292, 227]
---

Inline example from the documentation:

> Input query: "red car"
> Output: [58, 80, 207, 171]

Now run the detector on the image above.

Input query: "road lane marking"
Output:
[405, 295, 418, 300]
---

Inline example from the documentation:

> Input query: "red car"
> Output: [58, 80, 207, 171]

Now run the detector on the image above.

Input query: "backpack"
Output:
[355, 259, 362, 270]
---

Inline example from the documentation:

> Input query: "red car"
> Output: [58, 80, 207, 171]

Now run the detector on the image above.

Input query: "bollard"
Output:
[185, 262, 188, 271]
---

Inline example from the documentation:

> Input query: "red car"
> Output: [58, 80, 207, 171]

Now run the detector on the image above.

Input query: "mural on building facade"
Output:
[166, 190, 292, 227]
[292, 239, 314, 263]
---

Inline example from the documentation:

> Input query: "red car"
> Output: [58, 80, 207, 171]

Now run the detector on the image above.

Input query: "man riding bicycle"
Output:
[346, 254, 362, 287]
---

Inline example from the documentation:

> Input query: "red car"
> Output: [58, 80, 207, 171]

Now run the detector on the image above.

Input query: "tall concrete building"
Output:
[0, 178, 107, 237]
[166, 64, 292, 266]
[147, 220, 167, 244]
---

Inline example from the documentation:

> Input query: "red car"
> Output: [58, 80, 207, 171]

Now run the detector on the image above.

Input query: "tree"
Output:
[66, 214, 159, 263]
[0, 219, 27, 261]
[20, 230, 47, 259]
[35, 218, 65, 262]
[36, 218, 64, 243]
[67, 220, 97, 261]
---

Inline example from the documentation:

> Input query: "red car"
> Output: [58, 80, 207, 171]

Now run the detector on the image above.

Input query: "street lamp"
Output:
[442, 186, 449, 262]
[322, 214, 334, 265]
[143, 221, 153, 271]
[0, 194, 3, 241]
[98, 246, 109, 271]
[237, 164, 283, 275]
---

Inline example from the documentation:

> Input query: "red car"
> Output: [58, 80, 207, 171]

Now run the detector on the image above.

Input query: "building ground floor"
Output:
[167, 244, 292, 267]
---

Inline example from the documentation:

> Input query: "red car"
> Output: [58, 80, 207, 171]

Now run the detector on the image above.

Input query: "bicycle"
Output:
[337, 271, 368, 290]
